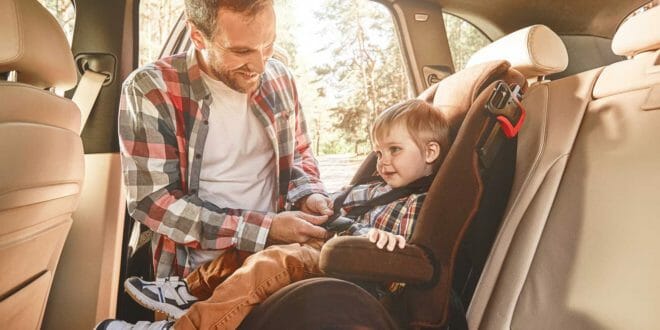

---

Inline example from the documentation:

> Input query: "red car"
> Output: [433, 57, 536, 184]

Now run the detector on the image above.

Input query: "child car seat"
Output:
[240, 25, 568, 330]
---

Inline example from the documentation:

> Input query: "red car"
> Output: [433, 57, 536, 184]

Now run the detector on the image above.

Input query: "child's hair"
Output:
[371, 99, 450, 171]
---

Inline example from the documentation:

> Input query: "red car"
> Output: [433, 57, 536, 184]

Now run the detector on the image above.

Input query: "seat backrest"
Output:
[468, 6, 660, 329]
[0, 0, 84, 328]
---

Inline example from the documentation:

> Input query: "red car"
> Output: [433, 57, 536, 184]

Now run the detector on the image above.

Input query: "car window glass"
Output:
[37, 0, 75, 44]
[443, 13, 490, 71]
[275, 0, 412, 191]
[140, 0, 185, 66]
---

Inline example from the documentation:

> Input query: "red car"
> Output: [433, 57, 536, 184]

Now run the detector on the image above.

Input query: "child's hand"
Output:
[368, 228, 406, 251]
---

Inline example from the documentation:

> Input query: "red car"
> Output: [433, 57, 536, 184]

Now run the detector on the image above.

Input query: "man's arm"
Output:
[119, 70, 274, 252]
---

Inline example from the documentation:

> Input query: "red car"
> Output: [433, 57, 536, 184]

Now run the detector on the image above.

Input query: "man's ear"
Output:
[425, 141, 441, 164]
[188, 21, 207, 51]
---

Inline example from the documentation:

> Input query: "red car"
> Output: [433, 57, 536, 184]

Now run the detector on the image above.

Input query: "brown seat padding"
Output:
[239, 278, 399, 330]
[321, 236, 434, 284]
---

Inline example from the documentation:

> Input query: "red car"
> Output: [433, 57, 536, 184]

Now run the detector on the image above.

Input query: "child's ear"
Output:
[425, 141, 441, 164]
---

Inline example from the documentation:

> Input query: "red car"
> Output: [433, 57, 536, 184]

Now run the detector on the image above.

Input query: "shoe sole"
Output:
[124, 279, 187, 320]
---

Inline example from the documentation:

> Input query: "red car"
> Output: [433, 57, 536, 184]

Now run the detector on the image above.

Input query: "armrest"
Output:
[319, 236, 435, 284]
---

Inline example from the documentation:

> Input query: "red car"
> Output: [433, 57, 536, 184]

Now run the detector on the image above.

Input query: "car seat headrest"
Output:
[0, 0, 77, 89]
[612, 5, 660, 57]
[466, 25, 568, 78]
[418, 60, 525, 138]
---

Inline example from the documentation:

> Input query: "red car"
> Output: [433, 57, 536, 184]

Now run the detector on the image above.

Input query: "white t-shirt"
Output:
[192, 71, 277, 267]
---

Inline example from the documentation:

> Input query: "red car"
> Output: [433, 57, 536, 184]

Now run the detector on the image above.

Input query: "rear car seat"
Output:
[0, 0, 84, 328]
[468, 6, 660, 329]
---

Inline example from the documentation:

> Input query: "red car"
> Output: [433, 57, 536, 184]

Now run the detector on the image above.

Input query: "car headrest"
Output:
[612, 5, 660, 57]
[0, 0, 77, 89]
[418, 60, 526, 138]
[466, 25, 568, 78]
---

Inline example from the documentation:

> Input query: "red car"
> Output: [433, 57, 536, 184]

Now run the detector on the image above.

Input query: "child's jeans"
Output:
[175, 239, 325, 330]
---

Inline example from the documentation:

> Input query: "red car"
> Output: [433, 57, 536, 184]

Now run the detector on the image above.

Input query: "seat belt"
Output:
[71, 70, 108, 134]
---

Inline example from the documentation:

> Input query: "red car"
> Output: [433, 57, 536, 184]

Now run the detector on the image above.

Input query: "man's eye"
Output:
[389, 146, 401, 153]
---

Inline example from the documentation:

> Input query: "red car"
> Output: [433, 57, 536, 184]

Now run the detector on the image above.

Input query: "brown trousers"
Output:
[174, 239, 324, 330]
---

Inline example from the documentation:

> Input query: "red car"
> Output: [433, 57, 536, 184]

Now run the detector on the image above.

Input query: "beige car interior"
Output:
[468, 5, 660, 329]
[0, 0, 126, 329]
[320, 11, 659, 328]
[0, 0, 83, 328]
[1, 0, 657, 328]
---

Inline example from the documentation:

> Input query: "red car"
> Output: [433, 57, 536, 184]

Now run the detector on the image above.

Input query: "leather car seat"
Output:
[0, 0, 84, 328]
[468, 6, 660, 329]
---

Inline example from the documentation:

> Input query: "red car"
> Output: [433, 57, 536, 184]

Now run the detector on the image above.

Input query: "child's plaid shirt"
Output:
[335, 182, 426, 240]
[119, 49, 326, 277]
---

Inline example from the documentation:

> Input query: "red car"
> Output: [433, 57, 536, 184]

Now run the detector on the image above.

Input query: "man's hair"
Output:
[185, 0, 272, 38]
[371, 99, 451, 170]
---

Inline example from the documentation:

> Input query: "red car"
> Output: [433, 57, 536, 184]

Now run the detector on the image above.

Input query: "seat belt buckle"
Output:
[486, 82, 526, 138]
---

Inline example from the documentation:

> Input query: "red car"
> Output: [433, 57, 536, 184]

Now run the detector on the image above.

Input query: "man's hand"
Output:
[299, 193, 333, 216]
[368, 228, 406, 251]
[269, 211, 329, 244]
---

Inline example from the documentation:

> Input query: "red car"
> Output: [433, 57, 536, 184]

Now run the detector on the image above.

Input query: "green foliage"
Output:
[443, 13, 491, 71]
[305, 0, 411, 155]
[138, 0, 185, 66]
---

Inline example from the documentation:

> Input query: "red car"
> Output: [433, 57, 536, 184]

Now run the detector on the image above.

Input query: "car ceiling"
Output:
[412, 0, 651, 39]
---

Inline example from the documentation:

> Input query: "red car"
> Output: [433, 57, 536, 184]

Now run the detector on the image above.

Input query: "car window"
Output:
[37, 0, 75, 44]
[139, 0, 185, 66]
[275, 0, 412, 191]
[442, 13, 490, 71]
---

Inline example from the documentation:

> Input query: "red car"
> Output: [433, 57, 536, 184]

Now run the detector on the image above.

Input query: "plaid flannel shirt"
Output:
[119, 49, 326, 277]
[334, 182, 426, 240]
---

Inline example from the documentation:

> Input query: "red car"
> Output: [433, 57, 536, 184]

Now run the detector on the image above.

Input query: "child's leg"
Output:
[185, 247, 253, 300]
[174, 239, 324, 330]
[124, 247, 253, 319]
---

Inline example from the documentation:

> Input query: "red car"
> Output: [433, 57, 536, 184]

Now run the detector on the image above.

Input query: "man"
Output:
[112, 1, 331, 327]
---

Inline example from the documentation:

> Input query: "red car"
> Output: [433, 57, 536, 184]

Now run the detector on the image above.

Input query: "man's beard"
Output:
[210, 63, 261, 94]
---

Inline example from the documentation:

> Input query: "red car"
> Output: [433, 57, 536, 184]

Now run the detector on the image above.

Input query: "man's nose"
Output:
[246, 49, 268, 74]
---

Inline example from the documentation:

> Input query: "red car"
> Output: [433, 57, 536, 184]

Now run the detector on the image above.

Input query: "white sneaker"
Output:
[94, 319, 174, 330]
[124, 276, 198, 319]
